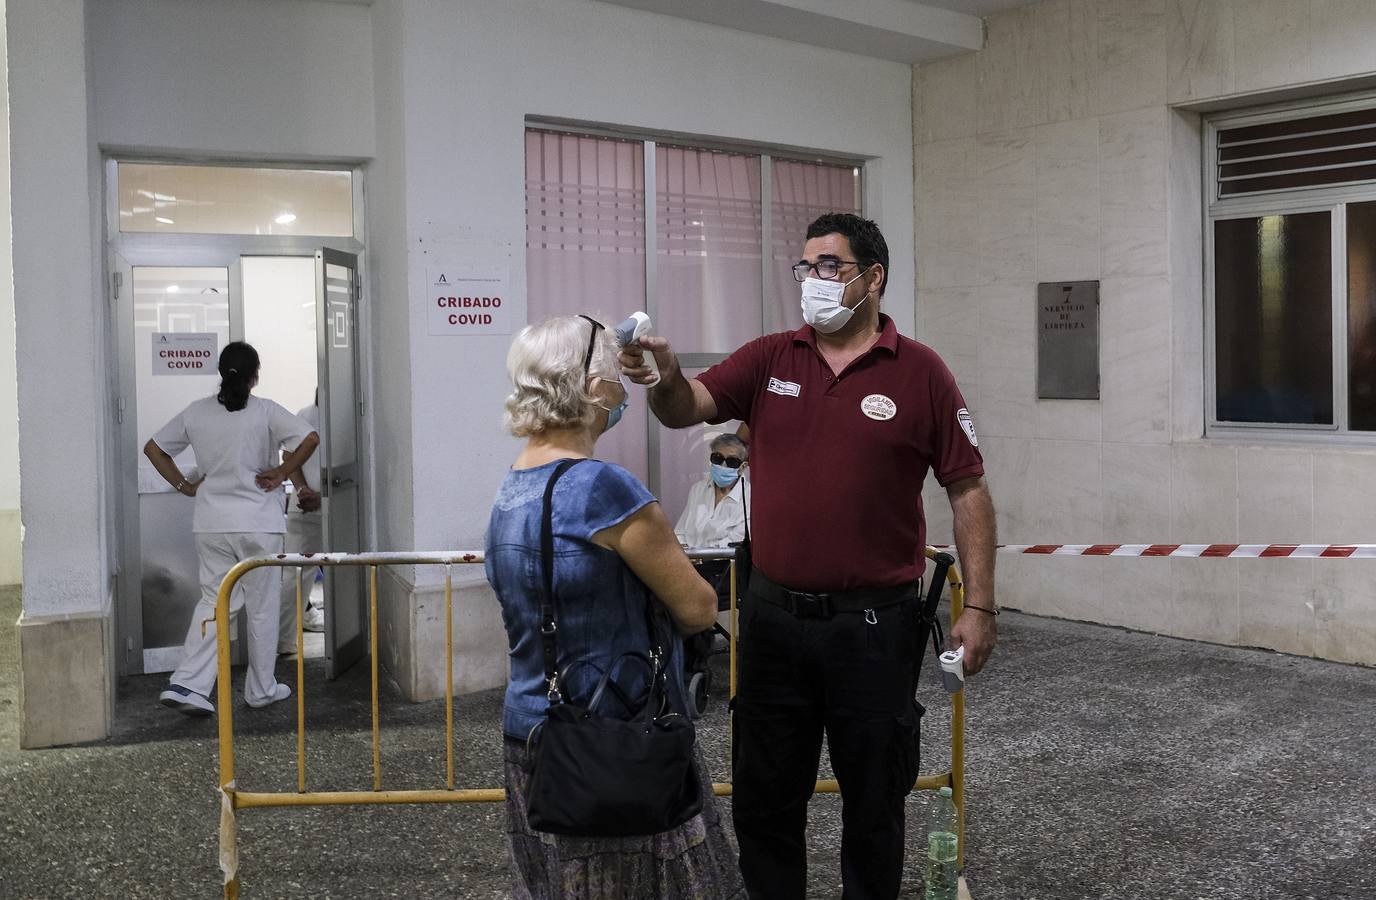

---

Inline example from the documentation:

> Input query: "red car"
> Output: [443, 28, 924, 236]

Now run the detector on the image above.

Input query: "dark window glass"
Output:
[1214, 212, 1333, 424]
[1349, 202, 1376, 429]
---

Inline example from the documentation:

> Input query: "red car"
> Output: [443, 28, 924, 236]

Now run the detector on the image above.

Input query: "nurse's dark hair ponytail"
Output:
[217, 341, 260, 412]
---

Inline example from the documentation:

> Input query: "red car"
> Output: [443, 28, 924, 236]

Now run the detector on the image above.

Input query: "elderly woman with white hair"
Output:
[485, 314, 745, 899]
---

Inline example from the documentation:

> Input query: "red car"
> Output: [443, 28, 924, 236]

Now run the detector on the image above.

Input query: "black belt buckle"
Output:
[786, 590, 831, 619]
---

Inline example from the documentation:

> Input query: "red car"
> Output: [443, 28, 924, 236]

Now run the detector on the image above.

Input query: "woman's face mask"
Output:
[594, 376, 630, 433]
[800, 266, 870, 334]
[710, 463, 739, 488]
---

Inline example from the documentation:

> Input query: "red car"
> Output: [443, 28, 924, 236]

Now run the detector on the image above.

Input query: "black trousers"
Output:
[731, 575, 922, 900]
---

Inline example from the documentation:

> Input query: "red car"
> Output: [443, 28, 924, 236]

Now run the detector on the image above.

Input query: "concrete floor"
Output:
[2, 584, 1375, 898]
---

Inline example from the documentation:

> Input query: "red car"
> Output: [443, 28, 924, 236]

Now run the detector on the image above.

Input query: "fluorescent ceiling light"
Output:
[155, 216, 175, 225]
[275, 212, 297, 225]
[166, 285, 180, 293]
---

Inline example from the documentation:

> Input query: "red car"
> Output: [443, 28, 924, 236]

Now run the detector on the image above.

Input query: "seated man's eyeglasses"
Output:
[792, 259, 864, 282]
[710, 452, 745, 469]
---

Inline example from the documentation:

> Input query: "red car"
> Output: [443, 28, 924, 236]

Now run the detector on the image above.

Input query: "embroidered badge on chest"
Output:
[957, 408, 979, 446]
[767, 377, 801, 398]
[860, 393, 897, 421]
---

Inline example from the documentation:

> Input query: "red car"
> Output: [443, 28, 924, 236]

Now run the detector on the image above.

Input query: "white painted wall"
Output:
[399, 0, 916, 561]
[9, 0, 104, 613]
[913, 0, 1376, 665]
[89, 0, 375, 160]
[0, 0, 19, 586]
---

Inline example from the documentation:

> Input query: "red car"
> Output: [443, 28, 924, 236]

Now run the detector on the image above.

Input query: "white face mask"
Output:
[800, 268, 869, 334]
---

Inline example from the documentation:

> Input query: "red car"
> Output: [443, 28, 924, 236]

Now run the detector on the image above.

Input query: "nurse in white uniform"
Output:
[143, 341, 319, 716]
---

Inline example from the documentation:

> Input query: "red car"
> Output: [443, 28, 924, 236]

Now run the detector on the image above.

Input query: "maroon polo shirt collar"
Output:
[791, 313, 900, 357]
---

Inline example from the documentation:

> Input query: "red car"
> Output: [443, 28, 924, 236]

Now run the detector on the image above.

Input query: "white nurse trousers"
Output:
[170, 531, 285, 706]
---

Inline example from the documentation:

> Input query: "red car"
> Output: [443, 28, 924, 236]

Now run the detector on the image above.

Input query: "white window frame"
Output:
[1205, 90, 1376, 444]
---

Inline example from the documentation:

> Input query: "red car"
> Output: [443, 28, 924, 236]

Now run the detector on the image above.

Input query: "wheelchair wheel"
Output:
[688, 671, 710, 719]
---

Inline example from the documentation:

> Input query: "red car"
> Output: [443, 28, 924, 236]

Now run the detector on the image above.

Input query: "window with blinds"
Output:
[1217, 106, 1376, 197]
[1208, 96, 1376, 439]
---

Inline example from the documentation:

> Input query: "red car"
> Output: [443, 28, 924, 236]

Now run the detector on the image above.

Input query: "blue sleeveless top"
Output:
[485, 458, 689, 740]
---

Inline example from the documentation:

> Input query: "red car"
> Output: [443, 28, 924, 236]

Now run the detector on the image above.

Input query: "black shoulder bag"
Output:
[524, 458, 703, 837]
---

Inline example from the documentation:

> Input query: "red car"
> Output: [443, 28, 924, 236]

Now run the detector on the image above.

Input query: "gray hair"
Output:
[710, 433, 748, 460]
[503, 315, 619, 438]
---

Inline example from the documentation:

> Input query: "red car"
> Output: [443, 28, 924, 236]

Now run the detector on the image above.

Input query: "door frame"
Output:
[104, 157, 372, 676]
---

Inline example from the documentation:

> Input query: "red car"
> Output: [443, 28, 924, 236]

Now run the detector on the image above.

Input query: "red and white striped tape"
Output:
[932, 543, 1376, 558]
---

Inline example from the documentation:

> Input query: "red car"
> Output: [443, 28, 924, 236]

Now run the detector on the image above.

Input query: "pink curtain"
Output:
[656, 145, 763, 354]
[769, 160, 861, 333]
[525, 129, 649, 482]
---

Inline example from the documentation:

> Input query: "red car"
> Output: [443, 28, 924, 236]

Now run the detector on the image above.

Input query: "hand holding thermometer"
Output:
[938, 645, 965, 694]
[613, 311, 660, 386]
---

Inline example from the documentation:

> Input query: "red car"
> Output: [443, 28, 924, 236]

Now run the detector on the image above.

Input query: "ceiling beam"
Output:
[592, 0, 984, 64]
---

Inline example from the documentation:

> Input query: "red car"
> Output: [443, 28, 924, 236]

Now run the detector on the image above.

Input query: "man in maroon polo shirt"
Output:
[620, 213, 997, 899]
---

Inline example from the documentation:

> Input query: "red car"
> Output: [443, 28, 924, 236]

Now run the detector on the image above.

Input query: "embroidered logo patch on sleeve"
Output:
[957, 408, 979, 447]
[861, 394, 897, 420]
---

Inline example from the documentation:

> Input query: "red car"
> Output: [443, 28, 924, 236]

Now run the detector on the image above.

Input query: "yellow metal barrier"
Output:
[213, 548, 967, 898]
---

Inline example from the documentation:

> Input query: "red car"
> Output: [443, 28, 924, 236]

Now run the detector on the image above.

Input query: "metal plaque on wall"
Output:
[1037, 280, 1100, 400]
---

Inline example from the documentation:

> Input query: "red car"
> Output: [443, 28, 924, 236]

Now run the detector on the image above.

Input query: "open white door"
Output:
[316, 248, 366, 679]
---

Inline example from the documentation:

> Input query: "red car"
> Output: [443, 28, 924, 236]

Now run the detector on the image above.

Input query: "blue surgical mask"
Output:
[604, 394, 628, 432]
[710, 463, 739, 489]
[599, 376, 630, 433]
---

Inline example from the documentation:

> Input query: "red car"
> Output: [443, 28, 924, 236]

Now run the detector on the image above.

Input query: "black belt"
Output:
[751, 568, 916, 619]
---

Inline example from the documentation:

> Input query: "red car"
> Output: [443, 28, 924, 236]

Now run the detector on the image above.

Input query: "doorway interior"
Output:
[107, 159, 370, 680]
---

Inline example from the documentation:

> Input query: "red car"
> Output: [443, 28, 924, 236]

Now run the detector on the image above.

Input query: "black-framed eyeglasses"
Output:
[577, 314, 603, 373]
[792, 259, 865, 283]
[710, 452, 745, 469]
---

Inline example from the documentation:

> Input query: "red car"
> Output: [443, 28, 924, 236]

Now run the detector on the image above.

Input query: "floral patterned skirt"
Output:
[503, 736, 746, 900]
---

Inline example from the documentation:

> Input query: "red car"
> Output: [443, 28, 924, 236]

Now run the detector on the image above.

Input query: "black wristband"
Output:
[964, 603, 999, 617]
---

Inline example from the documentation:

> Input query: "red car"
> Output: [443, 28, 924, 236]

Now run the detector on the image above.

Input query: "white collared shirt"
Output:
[674, 475, 750, 549]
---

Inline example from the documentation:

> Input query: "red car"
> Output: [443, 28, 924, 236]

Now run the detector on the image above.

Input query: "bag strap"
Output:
[539, 458, 584, 702]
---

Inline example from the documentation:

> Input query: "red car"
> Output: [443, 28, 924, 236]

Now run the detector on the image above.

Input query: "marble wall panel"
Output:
[1101, 277, 1172, 444]
[917, 287, 980, 391]
[1034, 118, 1101, 282]
[983, 435, 1036, 543]
[1309, 0, 1376, 82]
[1036, 554, 1105, 620]
[978, 283, 1038, 438]
[1311, 450, 1376, 543]
[1238, 558, 1315, 657]
[1236, 446, 1313, 544]
[977, 129, 1037, 285]
[1312, 560, 1376, 665]
[978, 5, 1041, 136]
[1034, 0, 1099, 124]
[1100, 108, 1169, 278]
[1097, 556, 1173, 632]
[1094, 0, 1168, 115]
[1170, 557, 1240, 644]
[1166, 0, 1234, 103]
[917, 137, 979, 289]
[1171, 442, 1237, 542]
[1035, 439, 1103, 540]
[1233, 0, 1309, 92]
[1102, 442, 1173, 543]
[994, 549, 1044, 612]
[919, 53, 978, 144]
[1037, 399, 1101, 444]
[1167, 110, 1205, 441]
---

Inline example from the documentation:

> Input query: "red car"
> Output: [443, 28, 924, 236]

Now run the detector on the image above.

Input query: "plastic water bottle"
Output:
[923, 786, 959, 900]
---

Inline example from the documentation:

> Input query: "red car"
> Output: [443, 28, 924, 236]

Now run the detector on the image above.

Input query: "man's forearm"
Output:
[647, 364, 701, 428]
[950, 479, 996, 607]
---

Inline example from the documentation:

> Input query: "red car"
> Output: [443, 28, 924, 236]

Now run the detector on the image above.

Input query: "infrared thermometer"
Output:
[613, 311, 660, 386]
[938, 645, 966, 695]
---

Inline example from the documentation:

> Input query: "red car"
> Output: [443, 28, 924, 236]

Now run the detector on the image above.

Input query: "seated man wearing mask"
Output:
[674, 433, 751, 549]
